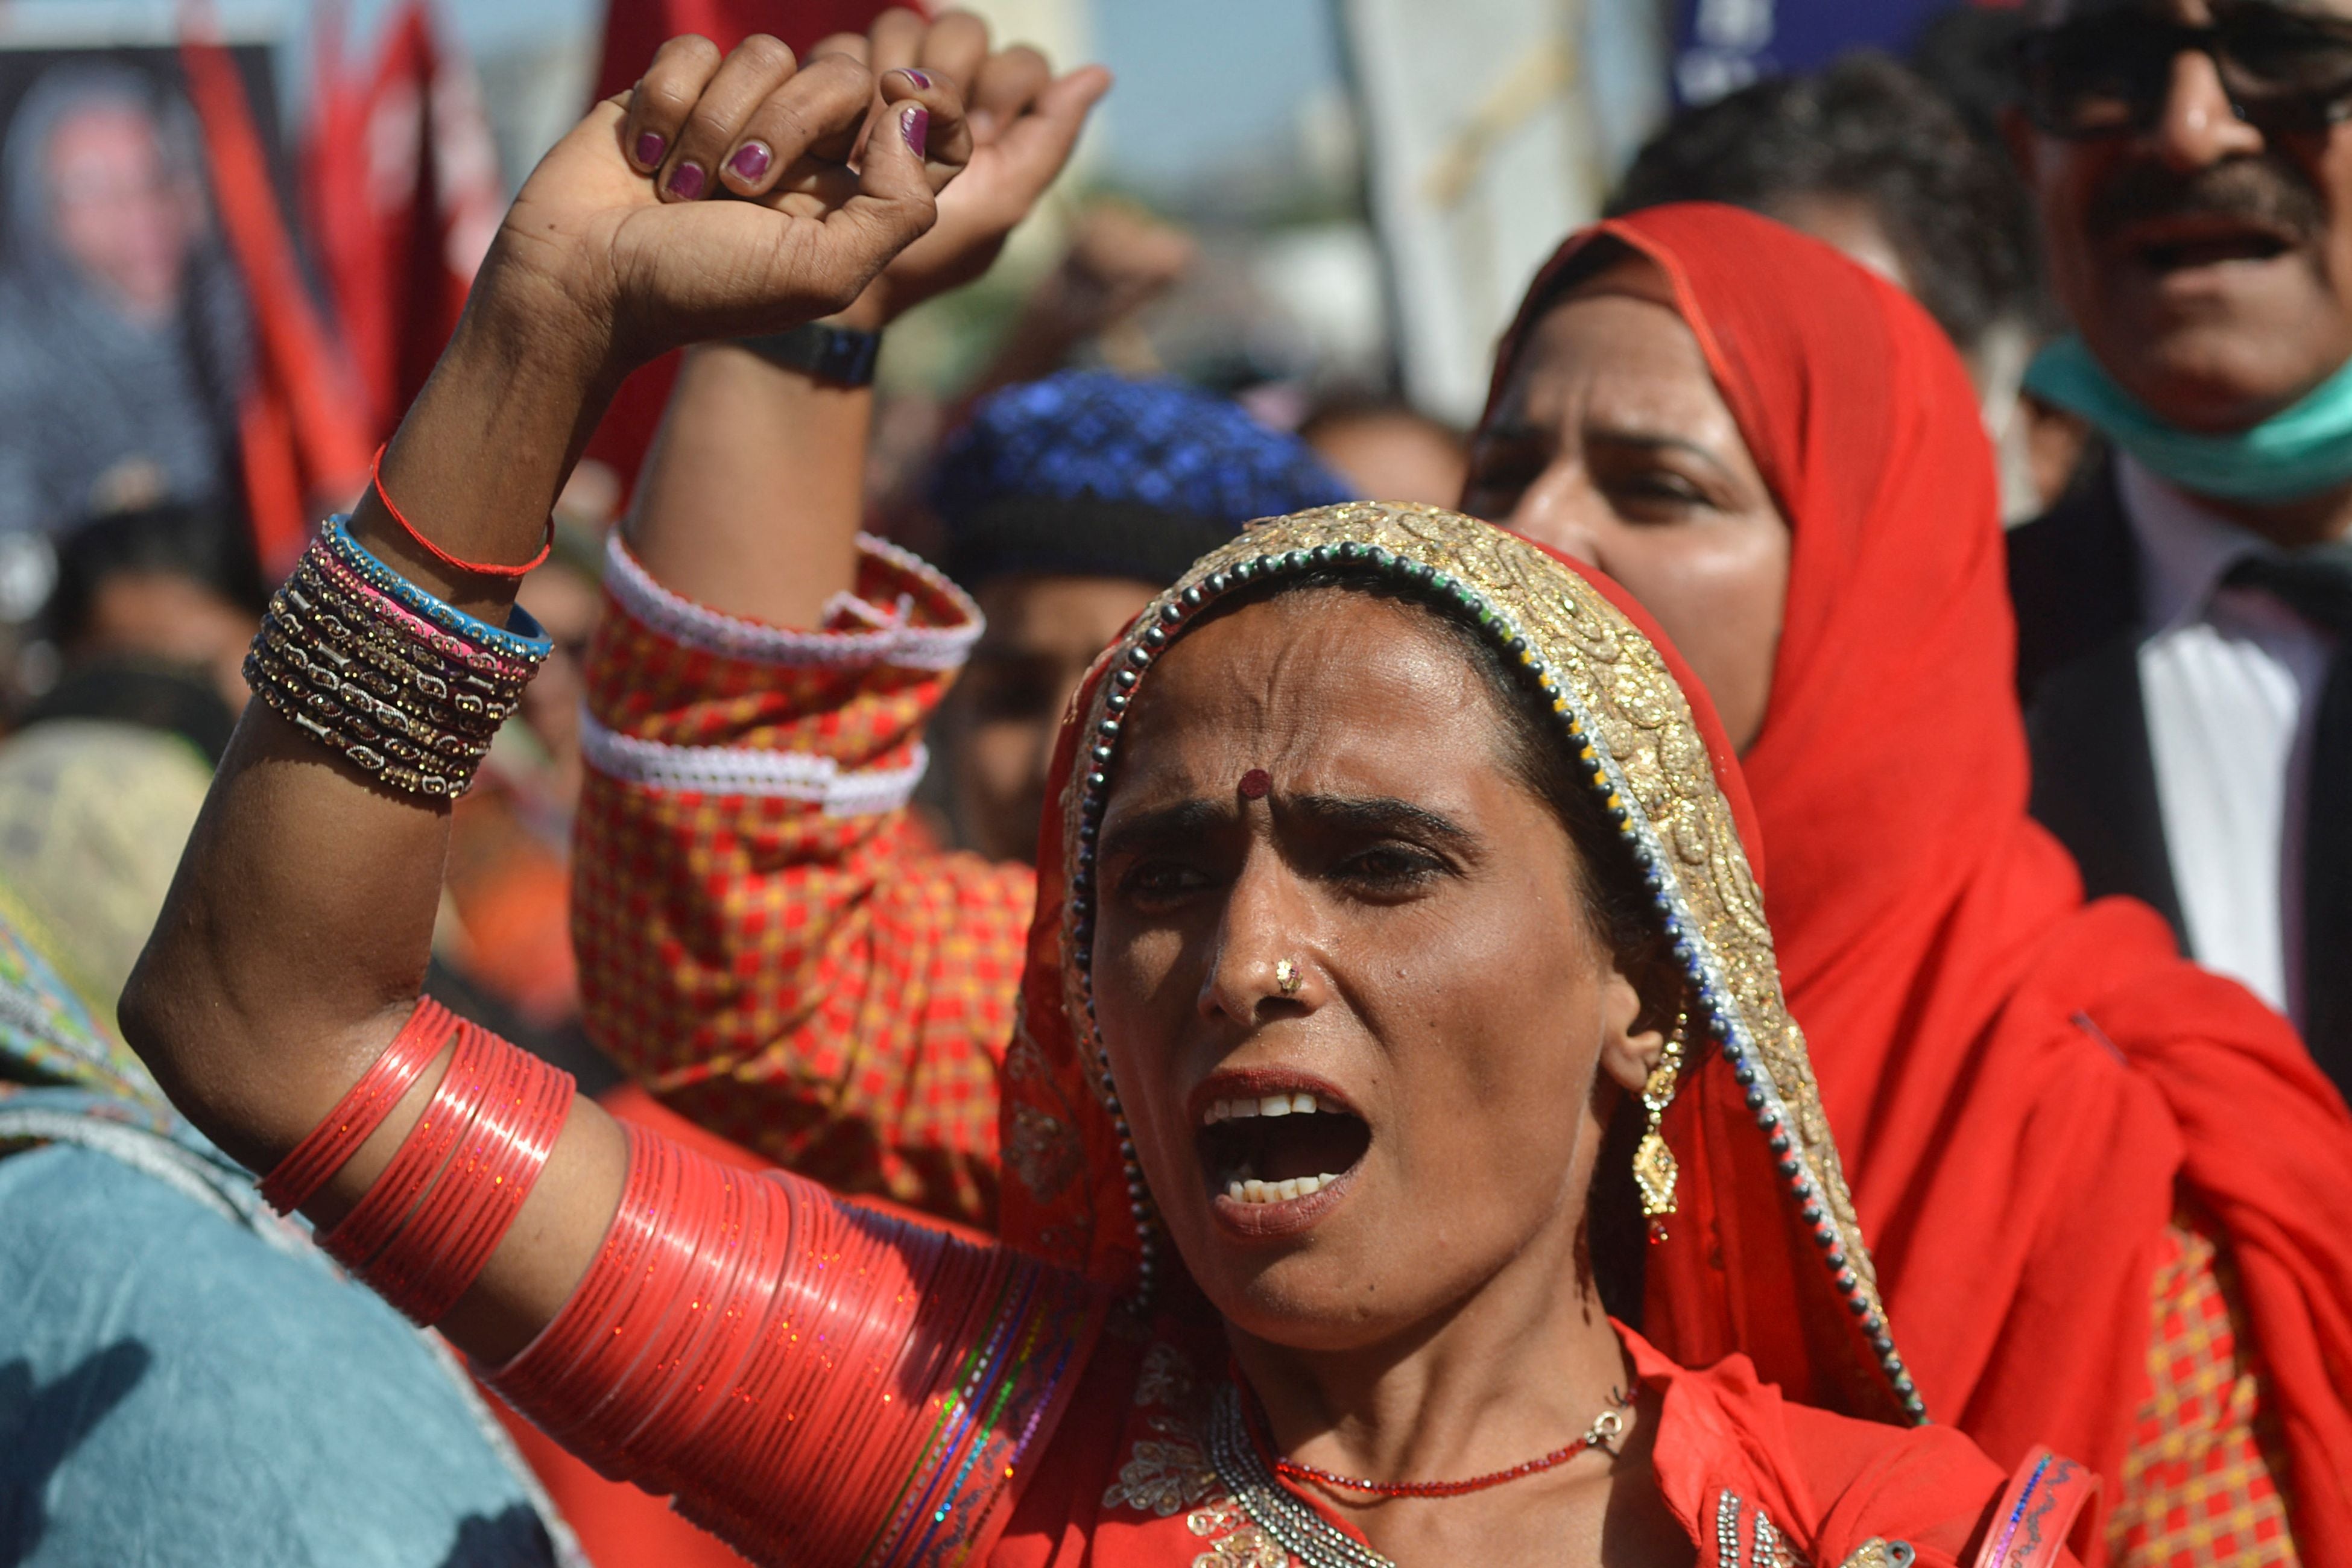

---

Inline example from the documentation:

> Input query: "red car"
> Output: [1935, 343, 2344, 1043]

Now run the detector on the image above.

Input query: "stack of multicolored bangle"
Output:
[243, 516, 552, 798]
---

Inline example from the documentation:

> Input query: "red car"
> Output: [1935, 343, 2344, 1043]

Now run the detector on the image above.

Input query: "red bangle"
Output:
[630, 1168, 773, 1460]
[259, 998, 457, 1215]
[610, 1157, 753, 1452]
[367, 1029, 574, 1324]
[495, 1124, 673, 1427]
[419, 1045, 573, 1320]
[362, 1025, 523, 1317]
[663, 1169, 791, 1456]
[372, 443, 554, 580]
[318, 1019, 499, 1274]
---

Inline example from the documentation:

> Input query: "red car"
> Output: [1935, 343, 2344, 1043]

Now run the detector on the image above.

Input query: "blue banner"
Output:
[1672, 0, 1961, 105]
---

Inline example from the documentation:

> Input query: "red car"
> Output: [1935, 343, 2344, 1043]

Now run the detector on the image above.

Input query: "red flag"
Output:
[179, 22, 372, 574]
[304, 0, 502, 436]
[585, 0, 915, 503]
[591, 0, 909, 103]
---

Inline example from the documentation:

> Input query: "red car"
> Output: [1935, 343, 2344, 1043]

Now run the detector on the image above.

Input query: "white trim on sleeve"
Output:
[602, 530, 981, 671]
[579, 710, 927, 817]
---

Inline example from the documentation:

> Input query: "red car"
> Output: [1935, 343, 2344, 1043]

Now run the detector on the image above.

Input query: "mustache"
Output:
[2085, 154, 2328, 245]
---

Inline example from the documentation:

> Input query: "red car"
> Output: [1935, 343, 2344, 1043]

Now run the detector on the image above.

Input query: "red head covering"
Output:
[1480, 203, 2352, 1559]
[994, 500, 1936, 1432]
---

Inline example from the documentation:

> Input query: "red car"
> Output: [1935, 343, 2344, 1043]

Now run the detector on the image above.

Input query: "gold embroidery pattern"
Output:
[1059, 504, 1902, 1412]
[1135, 1340, 1198, 1409]
[1102, 1438, 1219, 1517]
[1004, 1100, 1080, 1203]
[1105, 1339, 1297, 1564]
[1187, 1499, 1292, 1568]
[1105, 1338, 1219, 1518]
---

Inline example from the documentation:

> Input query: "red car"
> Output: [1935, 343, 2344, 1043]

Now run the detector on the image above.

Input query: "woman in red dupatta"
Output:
[117, 43, 2086, 1562]
[1470, 201, 2352, 1566]
[131, 490, 2067, 1568]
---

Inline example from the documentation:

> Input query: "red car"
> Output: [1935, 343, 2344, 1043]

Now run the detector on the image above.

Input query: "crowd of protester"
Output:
[1, 1, 2350, 1566]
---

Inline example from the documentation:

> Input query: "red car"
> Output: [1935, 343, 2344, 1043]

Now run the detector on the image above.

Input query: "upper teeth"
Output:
[1203, 1092, 1325, 1125]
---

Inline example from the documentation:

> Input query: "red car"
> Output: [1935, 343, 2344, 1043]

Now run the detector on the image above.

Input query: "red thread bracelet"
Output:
[259, 997, 457, 1215]
[371, 443, 554, 580]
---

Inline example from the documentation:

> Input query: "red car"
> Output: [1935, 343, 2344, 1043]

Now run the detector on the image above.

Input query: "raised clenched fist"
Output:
[470, 32, 975, 379]
[801, 9, 1113, 330]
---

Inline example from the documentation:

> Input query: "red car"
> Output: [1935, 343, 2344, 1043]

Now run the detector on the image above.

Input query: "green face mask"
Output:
[2025, 334, 2352, 505]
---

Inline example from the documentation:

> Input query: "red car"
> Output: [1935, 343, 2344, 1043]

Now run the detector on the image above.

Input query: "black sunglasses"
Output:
[2018, 2, 2352, 138]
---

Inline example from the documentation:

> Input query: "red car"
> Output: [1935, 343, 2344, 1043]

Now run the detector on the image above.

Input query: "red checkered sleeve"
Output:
[574, 533, 1034, 1227]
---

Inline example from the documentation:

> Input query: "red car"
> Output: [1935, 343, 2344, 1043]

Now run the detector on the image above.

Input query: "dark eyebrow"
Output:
[1099, 798, 1232, 860]
[1288, 793, 1479, 852]
[1098, 792, 1479, 859]
[1474, 419, 1730, 478]
[1583, 423, 1733, 474]
[1472, 420, 1544, 447]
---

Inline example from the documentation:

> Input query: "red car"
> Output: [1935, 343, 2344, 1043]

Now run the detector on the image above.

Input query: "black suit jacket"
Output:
[2008, 458, 2190, 946]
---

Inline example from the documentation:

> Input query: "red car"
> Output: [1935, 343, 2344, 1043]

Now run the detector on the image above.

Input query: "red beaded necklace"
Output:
[1244, 1384, 1631, 1500]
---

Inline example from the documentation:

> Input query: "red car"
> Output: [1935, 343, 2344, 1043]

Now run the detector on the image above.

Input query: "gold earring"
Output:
[1633, 1011, 1687, 1244]
[1274, 958, 1303, 997]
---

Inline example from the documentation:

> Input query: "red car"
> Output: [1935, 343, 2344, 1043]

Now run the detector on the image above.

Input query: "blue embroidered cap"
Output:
[929, 372, 1354, 590]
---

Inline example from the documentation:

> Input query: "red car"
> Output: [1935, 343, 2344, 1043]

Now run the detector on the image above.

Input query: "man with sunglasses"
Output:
[2008, 1, 2352, 1109]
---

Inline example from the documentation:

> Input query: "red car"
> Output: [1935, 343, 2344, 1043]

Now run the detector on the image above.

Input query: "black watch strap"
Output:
[733, 322, 882, 387]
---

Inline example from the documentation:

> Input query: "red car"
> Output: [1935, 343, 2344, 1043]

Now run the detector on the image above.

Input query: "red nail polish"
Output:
[901, 106, 929, 159]
[667, 161, 705, 200]
[900, 68, 932, 89]
[727, 141, 771, 181]
[634, 131, 665, 167]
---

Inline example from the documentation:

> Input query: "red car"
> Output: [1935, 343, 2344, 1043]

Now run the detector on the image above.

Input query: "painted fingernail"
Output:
[727, 141, 772, 181]
[900, 105, 929, 158]
[634, 130, 666, 167]
[898, 68, 932, 89]
[667, 161, 706, 200]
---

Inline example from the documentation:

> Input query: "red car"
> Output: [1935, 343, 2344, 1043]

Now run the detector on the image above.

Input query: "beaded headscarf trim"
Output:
[1052, 502, 1926, 1425]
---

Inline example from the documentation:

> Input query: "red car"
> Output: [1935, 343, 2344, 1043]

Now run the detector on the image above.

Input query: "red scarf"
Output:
[1482, 202, 2352, 1561]
[995, 499, 1932, 1432]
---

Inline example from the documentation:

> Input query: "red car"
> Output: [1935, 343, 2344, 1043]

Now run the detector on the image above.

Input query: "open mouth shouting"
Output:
[1192, 1072, 1373, 1237]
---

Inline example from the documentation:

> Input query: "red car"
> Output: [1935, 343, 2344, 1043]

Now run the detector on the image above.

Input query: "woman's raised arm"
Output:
[573, 13, 1107, 1222]
[119, 37, 970, 1367]
[628, 11, 1107, 619]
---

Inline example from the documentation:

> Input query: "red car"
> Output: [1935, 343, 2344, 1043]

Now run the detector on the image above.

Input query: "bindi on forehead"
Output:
[1238, 768, 1272, 799]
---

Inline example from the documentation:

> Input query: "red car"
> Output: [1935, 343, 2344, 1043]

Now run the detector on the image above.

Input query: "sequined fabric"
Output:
[575, 536, 1030, 1225]
[2110, 1220, 2297, 1567]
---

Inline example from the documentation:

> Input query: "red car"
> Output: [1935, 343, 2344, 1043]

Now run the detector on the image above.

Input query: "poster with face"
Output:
[0, 42, 276, 552]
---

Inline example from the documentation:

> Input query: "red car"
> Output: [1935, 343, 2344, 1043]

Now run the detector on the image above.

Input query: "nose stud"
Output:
[1274, 958, 1303, 997]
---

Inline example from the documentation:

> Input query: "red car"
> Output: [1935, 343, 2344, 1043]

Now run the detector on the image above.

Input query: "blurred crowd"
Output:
[2, 1, 2351, 1565]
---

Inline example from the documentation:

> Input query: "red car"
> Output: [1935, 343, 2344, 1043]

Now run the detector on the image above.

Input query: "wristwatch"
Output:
[733, 322, 883, 387]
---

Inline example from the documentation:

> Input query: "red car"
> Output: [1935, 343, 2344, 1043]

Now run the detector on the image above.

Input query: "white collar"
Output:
[2119, 456, 2283, 634]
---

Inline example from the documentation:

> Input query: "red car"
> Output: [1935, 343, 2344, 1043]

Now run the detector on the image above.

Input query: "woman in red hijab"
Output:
[1467, 201, 2352, 1567]
[106, 34, 2099, 1560]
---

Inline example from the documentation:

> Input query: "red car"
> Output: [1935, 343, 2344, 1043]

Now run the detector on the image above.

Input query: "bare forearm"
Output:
[116, 32, 966, 1364]
[128, 301, 599, 1147]
[121, 294, 631, 1361]
[625, 343, 871, 626]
